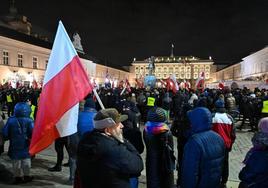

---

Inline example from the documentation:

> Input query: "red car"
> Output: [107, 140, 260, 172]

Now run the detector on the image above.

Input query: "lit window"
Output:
[186, 73, 191, 79]
[18, 53, 23, 67]
[3, 50, 9, 65]
[33, 56, 38, 69]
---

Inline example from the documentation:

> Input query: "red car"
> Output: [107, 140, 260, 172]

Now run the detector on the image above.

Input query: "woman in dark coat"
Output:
[239, 117, 268, 188]
[143, 107, 175, 188]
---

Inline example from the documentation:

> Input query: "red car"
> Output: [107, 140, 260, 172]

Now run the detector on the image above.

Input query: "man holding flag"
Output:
[29, 20, 93, 181]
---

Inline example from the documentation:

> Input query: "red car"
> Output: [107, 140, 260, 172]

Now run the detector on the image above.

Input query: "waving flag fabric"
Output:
[195, 72, 205, 91]
[30, 21, 92, 155]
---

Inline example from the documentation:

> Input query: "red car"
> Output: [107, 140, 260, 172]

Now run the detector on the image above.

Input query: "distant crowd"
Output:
[0, 85, 268, 188]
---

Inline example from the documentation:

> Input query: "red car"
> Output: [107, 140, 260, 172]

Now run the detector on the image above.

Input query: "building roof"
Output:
[133, 55, 213, 64]
[0, 25, 128, 72]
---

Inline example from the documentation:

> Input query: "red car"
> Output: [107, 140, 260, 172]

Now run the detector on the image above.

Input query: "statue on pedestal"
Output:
[144, 56, 156, 88]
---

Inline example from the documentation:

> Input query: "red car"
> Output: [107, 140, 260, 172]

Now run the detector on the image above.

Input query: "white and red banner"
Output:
[168, 74, 179, 93]
[195, 72, 205, 91]
[30, 21, 92, 155]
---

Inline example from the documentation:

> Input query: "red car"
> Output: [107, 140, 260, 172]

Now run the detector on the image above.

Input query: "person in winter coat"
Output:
[239, 117, 268, 188]
[3, 102, 34, 184]
[122, 109, 144, 188]
[212, 99, 236, 188]
[0, 113, 4, 155]
[225, 93, 236, 113]
[181, 107, 225, 188]
[77, 108, 144, 188]
[143, 107, 175, 188]
[77, 97, 97, 138]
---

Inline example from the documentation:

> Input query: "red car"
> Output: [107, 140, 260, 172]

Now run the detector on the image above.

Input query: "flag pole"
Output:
[120, 86, 126, 96]
[93, 88, 105, 109]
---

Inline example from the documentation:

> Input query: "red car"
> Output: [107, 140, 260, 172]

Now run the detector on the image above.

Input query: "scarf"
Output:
[145, 121, 169, 135]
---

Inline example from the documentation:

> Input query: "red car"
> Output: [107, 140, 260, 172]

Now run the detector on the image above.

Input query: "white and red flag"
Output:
[169, 74, 179, 93]
[195, 72, 205, 91]
[218, 81, 225, 90]
[30, 21, 92, 155]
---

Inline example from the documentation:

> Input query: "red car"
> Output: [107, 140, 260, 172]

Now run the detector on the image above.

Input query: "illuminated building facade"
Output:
[129, 56, 215, 87]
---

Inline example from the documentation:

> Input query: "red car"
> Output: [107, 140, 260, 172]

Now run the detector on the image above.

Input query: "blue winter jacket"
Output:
[239, 149, 268, 187]
[77, 107, 96, 139]
[181, 107, 225, 188]
[3, 102, 34, 160]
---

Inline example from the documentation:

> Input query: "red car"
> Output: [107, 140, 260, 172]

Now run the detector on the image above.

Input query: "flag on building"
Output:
[195, 72, 205, 91]
[29, 21, 92, 155]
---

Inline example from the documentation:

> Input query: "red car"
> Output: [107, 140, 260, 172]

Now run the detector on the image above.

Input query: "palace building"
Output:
[129, 55, 215, 87]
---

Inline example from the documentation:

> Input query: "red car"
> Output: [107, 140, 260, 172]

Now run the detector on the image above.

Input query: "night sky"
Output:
[1, 0, 268, 67]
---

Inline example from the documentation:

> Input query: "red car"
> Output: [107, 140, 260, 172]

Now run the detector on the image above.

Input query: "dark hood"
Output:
[187, 107, 212, 134]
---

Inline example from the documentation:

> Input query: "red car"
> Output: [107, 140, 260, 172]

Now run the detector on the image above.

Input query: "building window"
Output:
[3, 50, 9, 65]
[194, 73, 198, 79]
[33, 56, 38, 69]
[169, 67, 173, 72]
[186, 73, 191, 79]
[18, 53, 23, 67]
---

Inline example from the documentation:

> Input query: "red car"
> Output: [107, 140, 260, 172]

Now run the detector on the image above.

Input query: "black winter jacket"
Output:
[77, 130, 144, 188]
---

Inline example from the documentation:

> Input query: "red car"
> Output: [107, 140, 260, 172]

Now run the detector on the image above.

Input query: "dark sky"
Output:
[1, 0, 268, 66]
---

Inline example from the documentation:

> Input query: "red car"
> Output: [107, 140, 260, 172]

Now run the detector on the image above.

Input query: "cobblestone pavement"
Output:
[0, 120, 254, 188]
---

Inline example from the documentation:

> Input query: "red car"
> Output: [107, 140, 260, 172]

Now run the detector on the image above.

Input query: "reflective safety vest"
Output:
[262, 100, 268, 113]
[6, 95, 12, 103]
[30, 105, 36, 120]
[147, 97, 155, 107]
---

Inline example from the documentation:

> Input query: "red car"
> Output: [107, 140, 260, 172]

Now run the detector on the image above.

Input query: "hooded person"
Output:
[76, 108, 144, 188]
[181, 107, 225, 188]
[143, 107, 175, 188]
[3, 102, 34, 184]
[77, 97, 97, 138]
[239, 117, 268, 188]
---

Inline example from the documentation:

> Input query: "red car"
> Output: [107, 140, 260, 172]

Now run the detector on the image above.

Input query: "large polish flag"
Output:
[30, 21, 92, 155]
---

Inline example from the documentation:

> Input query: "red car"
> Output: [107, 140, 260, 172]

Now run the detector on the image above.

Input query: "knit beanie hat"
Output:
[215, 99, 225, 108]
[147, 107, 167, 122]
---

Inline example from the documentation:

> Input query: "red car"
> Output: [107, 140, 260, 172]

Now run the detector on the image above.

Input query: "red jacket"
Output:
[212, 112, 236, 150]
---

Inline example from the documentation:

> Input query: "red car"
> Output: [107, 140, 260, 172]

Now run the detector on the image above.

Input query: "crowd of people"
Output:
[0, 84, 268, 188]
